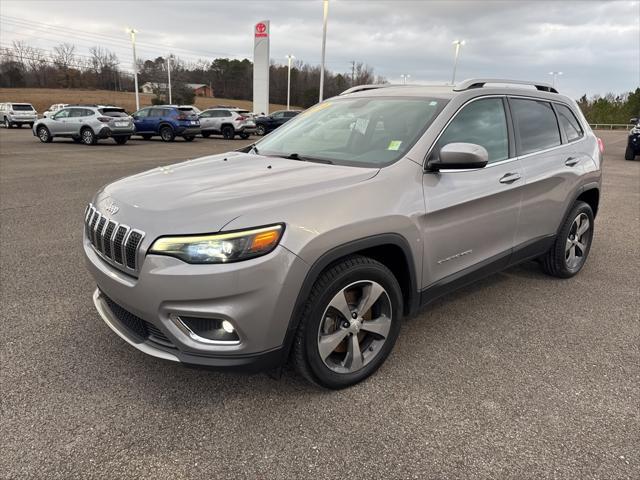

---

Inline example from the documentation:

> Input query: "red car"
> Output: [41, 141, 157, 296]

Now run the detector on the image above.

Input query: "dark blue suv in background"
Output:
[132, 105, 201, 142]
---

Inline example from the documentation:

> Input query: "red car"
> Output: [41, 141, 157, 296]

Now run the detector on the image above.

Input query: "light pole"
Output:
[127, 28, 140, 111]
[451, 39, 465, 85]
[167, 54, 173, 104]
[548, 71, 563, 89]
[319, 0, 329, 102]
[286, 54, 295, 110]
[400, 74, 410, 85]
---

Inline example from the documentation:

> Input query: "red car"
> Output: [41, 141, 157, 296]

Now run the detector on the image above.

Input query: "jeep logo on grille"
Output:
[104, 202, 119, 215]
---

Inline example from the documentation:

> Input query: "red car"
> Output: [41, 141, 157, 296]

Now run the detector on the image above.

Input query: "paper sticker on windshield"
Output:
[388, 140, 402, 151]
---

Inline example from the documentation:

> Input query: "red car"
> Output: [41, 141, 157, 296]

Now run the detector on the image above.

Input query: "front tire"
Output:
[37, 126, 52, 143]
[141, 134, 152, 140]
[201, 131, 211, 138]
[541, 201, 594, 278]
[239, 132, 250, 140]
[255, 125, 266, 136]
[625, 145, 636, 161]
[160, 126, 175, 142]
[293, 255, 403, 389]
[4, 117, 12, 128]
[183, 135, 195, 142]
[114, 136, 129, 145]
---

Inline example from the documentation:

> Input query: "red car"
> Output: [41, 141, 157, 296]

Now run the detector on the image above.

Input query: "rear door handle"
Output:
[499, 173, 522, 184]
[565, 157, 580, 167]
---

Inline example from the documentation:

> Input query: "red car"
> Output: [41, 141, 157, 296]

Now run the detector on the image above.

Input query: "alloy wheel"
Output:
[317, 280, 392, 374]
[565, 213, 590, 270]
[38, 127, 49, 142]
[82, 129, 94, 144]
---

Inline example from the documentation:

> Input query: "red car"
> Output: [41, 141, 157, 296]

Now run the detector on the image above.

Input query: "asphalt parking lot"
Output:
[1, 128, 638, 479]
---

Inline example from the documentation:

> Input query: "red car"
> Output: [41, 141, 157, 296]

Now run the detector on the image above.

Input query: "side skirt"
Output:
[419, 234, 556, 308]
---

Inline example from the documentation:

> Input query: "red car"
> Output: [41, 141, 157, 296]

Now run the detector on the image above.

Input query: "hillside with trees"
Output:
[0, 40, 637, 120]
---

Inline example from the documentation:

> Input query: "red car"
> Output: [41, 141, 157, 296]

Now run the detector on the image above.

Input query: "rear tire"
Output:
[240, 132, 250, 140]
[141, 134, 152, 140]
[293, 255, 403, 389]
[201, 131, 211, 138]
[160, 125, 175, 142]
[81, 127, 97, 145]
[183, 135, 195, 142]
[541, 201, 594, 278]
[114, 136, 129, 145]
[222, 125, 235, 140]
[255, 125, 266, 136]
[37, 126, 52, 143]
[625, 145, 636, 160]
[73, 137, 82, 144]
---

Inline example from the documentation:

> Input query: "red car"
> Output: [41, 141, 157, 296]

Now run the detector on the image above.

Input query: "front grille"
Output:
[85, 203, 145, 274]
[102, 293, 176, 349]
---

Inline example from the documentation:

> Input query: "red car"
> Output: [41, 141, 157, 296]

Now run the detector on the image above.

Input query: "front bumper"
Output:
[84, 236, 308, 370]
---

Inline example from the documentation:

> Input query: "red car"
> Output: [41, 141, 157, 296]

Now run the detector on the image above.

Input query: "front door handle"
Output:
[499, 172, 522, 184]
[565, 157, 580, 167]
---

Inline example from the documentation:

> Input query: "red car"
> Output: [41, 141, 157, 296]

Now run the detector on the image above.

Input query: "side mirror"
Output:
[428, 142, 489, 171]
[132, 115, 139, 120]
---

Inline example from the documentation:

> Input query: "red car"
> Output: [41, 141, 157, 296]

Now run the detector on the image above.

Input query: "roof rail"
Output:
[453, 78, 558, 94]
[339, 84, 402, 96]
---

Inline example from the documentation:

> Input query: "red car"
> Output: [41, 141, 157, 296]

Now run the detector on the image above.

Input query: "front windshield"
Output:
[257, 97, 445, 167]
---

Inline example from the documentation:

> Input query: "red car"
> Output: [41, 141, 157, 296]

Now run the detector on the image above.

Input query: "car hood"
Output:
[96, 152, 379, 235]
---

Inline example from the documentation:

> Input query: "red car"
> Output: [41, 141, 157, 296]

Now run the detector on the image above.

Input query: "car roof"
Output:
[336, 78, 570, 103]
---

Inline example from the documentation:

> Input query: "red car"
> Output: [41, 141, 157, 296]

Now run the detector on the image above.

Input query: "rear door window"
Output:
[433, 97, 509, 163]
[510, 98, 561, 155]
[555, 104, 584, 142]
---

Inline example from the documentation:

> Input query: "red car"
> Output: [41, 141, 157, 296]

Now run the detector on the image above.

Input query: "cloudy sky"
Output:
[1, 0, 638, 98]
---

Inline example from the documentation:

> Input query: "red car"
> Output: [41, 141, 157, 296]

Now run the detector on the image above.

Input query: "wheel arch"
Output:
[576, 184, 600, 218]
[281, 233, 419, 359]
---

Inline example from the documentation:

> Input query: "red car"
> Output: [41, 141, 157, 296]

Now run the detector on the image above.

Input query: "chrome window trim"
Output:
[425, 93, 589, 172]
[423, 94, 514, 170]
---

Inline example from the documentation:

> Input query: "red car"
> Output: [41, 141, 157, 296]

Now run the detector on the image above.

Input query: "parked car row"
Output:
[1, 100, 302, 145]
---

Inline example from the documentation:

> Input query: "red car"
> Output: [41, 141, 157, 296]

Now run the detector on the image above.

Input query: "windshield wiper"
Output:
[278, 152, 333, 164]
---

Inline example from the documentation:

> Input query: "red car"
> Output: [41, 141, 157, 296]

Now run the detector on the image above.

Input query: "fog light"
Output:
[173, 315, 240, 344]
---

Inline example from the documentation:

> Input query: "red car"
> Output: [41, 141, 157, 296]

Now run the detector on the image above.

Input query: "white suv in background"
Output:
[198, 108, 256, 139]
[1, 102, 38, 128]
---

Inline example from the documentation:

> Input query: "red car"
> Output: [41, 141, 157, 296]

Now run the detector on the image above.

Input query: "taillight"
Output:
[177, 114, 189, 120]
[235, 115, 247, 122]
[597, 137, 604, 154]
[97, 117, 111, 123]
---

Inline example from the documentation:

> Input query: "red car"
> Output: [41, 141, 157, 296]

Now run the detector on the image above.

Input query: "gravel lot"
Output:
[1, 128, 638, 479]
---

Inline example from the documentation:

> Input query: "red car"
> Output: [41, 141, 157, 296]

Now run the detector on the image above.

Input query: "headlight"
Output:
[631, 127, 640, 135]
[149, 224, 284, 264]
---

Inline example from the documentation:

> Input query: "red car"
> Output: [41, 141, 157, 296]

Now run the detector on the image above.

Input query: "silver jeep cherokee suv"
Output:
[84, 79, 602, 389]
